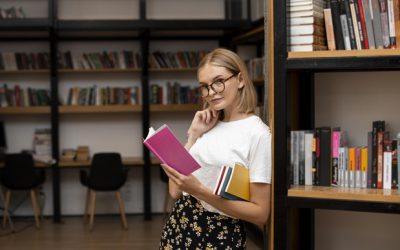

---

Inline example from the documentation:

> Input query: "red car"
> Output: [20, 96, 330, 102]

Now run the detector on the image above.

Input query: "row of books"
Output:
[288, 0, 328, 52]
[58, 51, 141, 70]
[0, 85, 50, 107]
[325, 0, 400, 50]
[0, 6, 26, 19]
[66, 86, 141, 106]
[290, 121, 399, 189]
[288, 0, 400, 51]
[148, 51, 207, 69]
[245, 57, 264, 81]
[0, 52, 50, 71]
[61, 146, 90, 162]
[150, 82, 200, 105]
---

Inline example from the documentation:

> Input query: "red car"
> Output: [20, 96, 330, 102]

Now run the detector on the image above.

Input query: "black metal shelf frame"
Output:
[274, 0, 400, 249]
[0, 0, 262, 223]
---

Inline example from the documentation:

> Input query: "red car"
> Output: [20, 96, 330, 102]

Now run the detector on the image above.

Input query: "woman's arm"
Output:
[162, 164, 271, 226]
[165, 108, 219, 200]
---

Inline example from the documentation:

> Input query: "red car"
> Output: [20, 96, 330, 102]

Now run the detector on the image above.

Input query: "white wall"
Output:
[315, 72, 400, 250]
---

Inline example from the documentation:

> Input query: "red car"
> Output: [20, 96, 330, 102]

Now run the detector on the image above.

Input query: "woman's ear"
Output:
[237, 72, 245, 89]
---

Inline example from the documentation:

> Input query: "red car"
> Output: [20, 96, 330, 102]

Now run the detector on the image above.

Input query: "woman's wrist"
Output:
[185, 132, 199, 150]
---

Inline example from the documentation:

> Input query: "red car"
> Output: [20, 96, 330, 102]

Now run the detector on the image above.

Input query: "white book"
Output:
[344, 147, 349, 188]
[304, 132, 313, 185]
[289, 4, 324, 12]
[290, 16, 323, 25]
[290, 35, 326, 45]
[290, 10, 324, 18]
[383, 151, 392, 190]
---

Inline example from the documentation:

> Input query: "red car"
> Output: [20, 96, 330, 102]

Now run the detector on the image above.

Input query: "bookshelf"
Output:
[1, 0, 264, 223]
[274, 1, 400, 250]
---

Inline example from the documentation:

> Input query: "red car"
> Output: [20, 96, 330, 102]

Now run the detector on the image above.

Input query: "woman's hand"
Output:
[187, 108, 219, 140]
[161, 163, 204, 197]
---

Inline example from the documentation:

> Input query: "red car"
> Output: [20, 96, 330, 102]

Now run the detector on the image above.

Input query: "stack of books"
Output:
[288, 0, 328, 51]
[61, 148, 77, 162]
[76, 146, 90, 162]
[213, 163, 250, 201]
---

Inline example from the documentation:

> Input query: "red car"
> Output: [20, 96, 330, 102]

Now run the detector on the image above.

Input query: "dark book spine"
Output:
[318, 127, 332, 186]
[392, 140, 398, 189]
[353, 0, 366, 48]
[367, 131, 373, 188]
[330, 0, 346, 49]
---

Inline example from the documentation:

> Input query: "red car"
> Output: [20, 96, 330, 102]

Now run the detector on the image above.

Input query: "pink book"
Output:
[143, 124, 201, 175]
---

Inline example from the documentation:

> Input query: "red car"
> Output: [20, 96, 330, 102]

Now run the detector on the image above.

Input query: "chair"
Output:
[80, 152, 128, 231]
[1, 153, 45, 229]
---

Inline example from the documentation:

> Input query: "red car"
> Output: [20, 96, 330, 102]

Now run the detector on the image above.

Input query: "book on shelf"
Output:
[361, 146, 368, 188]
[324, 7, 337, 50]
[290, 44, 328, 51]
[383, 140, 392, 189]
[214, 163, 250, 201]
[143, 124, 201, 176]
[392, 139, 398, 189]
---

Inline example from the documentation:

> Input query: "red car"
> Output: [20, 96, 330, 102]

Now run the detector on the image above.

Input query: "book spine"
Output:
[349, 147, 356, 188]
[383, 142, 392, 190]
[331, 130, 340, 186]
[340, 0, 353, 49]
[324, 8, 337, 50]
[355, 147, 361, 188]
[350, 1, 363, 49]
[331, 0, 346, 49]
[367, 131, 373, 188]
[378, 0, 391, 48]
[361, 147, 368, 188]
[354, 0, 368, 48]
[344, 0, 358, 49]
[391, 140, 398, 189]
[372, 0, 384, 48]
[362, 0, 376, 48]
[318, 127, 332, 186]
[387, 0, 397, 48]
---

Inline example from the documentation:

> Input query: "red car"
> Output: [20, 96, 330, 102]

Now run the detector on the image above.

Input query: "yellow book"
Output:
[225, 162, 250, 201]
[361, 147, 368, 188]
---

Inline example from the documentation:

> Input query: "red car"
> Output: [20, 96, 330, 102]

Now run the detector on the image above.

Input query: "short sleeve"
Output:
[249, 128, 272, 184]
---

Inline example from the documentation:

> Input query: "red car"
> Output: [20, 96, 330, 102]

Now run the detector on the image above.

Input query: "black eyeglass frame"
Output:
[198, 73, 238, 98]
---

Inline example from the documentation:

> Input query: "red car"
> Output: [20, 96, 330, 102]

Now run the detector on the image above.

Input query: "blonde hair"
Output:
[198, 48, 257, 114]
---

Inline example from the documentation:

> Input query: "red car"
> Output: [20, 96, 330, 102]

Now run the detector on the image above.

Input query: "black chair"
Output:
[80, 152, 128, 231]
[1, 153, 45, 229]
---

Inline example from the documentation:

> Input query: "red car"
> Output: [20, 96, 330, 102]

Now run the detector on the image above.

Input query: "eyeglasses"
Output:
[198, 73, 238, 98]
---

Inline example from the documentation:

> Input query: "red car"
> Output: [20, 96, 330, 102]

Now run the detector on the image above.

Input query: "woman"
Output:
[160, 48, 271, 249]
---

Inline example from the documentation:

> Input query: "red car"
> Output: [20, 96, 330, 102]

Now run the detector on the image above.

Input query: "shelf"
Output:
[58, 19, 251, 31]
[150, 104, 201, 112]
[59, 68, 141, 73]
[287, 49, 400, 71]
[287, 185, 400, 213]
[59, 105, 142, 114]
[0, 70, 49, 74]
[0, 106, 50, 114]
[0, 18, 50, 31]
[58, 157, 160, 168]
[149, 68, 197, 72]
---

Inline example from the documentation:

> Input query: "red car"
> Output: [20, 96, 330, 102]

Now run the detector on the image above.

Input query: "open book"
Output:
[143, 124, 201, 176]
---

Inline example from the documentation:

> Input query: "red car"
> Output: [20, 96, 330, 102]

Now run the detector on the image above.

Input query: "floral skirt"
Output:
[159, 195, 246, 250]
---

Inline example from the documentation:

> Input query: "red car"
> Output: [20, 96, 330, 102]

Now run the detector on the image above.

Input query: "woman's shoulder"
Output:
[246, 115, 271, 135]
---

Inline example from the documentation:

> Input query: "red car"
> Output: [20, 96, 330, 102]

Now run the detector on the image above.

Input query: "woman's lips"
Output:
[210, 97, 222, 104]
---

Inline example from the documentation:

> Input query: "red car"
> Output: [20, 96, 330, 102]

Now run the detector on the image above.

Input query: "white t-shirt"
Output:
[187, 115, 272, 215]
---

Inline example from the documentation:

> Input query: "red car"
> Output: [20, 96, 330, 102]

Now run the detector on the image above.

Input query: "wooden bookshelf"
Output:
[288, 185, 400, 204]
[58, 157, 160, 168]
[59, 68, 141, 73]
[0, 70, 49, 74]
[288, 49, 400, 59]
[150, 104, 201, 112]
[149, 68, 197, 72]
[59, 105, 142, 114]
[0, 106, 50, 114]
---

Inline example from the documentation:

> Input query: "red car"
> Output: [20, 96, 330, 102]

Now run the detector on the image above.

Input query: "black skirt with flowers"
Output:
[159, 195, 246, 250]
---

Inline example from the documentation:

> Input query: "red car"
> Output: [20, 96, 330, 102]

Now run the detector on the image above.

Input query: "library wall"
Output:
[315, 72, 400, 250]
[1, 1, 259, 216]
